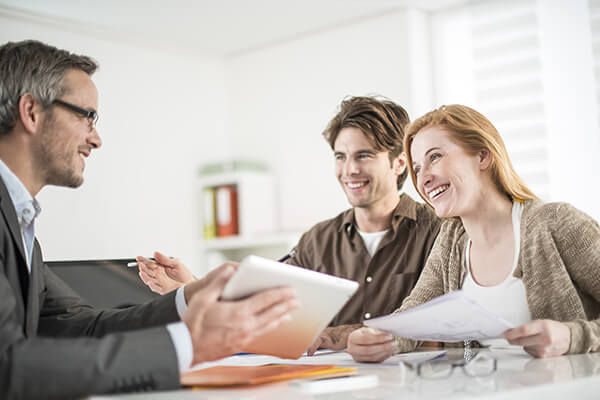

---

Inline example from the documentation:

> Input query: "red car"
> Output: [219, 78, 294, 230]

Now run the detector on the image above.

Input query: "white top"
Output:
[462, 201, 531, 347]
[357, 229, 389, 257]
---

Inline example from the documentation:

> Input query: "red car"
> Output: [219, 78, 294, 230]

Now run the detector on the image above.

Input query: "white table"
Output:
[91, 348, 600, 399]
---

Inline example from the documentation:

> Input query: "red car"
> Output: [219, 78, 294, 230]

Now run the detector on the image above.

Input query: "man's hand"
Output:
[503, 319, 571, 358]
[307, 324, 362, 356]
[182, 263, 300, 365]
[347, 327, 395, 363]
[183, 261, 239, 304]
[137, 251, 195, 294]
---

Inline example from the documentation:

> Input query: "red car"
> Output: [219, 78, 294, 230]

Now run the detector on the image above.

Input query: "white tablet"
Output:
[221, 255, 359, 359]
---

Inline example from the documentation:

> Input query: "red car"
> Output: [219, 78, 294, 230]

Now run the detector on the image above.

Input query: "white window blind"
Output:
[590, 0, 600, 126]
[468, 0, 550, 200]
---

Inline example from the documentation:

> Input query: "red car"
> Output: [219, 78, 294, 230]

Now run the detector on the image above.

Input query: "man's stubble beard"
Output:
[345, 187, 373, 209]
[34, 115, 83, 189]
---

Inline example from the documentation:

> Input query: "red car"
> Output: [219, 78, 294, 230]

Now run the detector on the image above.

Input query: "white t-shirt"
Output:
[462, 201, 531, 347]
[357, 229, 389, 257]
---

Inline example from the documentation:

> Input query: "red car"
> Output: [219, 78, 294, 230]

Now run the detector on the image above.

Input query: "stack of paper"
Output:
[365, 290, 515, 342]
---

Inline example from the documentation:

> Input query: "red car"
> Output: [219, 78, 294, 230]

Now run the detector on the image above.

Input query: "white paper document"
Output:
[191, 349, 448, 371]
[364, 290, 515, 342]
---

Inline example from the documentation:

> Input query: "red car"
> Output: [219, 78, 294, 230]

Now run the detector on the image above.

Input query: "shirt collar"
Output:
[0, 158, 41, 224]
[339, 193, 417, 234]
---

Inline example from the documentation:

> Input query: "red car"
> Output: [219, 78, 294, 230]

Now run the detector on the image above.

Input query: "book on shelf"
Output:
[215, 184, 239, 237]
[202, 186, 217, 239]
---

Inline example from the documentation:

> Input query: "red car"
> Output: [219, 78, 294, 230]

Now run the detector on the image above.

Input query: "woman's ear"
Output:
[479, 149, 492, 170]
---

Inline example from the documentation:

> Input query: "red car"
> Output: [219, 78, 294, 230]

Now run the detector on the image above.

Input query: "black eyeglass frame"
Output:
[52, 99, 99, 129]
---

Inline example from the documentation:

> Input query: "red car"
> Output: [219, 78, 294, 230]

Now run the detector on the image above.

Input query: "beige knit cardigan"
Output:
[394, 200, 600, 354]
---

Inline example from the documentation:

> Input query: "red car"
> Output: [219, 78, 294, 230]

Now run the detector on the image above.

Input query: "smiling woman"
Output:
[405, 105, 538, 210]
[346, 104, 600, 363]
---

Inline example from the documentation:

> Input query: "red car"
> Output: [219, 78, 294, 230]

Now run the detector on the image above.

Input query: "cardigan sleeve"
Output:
[391, 219, 459, 353]
[550, 203, 600, 354]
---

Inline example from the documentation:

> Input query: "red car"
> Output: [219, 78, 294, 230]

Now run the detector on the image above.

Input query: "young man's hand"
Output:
[136, 251, 195, 294]
[307, 324, 362, 355]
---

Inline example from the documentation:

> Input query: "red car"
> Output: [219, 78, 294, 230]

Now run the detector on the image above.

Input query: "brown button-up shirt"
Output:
[286, 193, 440, 326]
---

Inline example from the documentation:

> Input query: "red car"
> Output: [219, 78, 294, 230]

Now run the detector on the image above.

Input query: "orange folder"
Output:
[215, 184, 239, 237]
[180, 364, 356, 387]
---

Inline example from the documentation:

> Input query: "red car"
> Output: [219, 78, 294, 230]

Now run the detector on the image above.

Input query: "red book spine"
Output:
[216, 185, 239, 237]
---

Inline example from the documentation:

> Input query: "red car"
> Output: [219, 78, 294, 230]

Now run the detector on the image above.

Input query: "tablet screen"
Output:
[222, 255, 359, 359]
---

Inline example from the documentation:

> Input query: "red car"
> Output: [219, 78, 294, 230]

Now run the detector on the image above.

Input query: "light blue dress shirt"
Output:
[0, 158, 41, 272]
[0, 158, 193, 371]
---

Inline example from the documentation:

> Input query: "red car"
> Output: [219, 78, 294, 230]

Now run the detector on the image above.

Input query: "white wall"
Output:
[537, 0, 600, 218]
[0, 10, 229, 273]
[431, 0, 600, 220]
[4, 1, 597, 276]
[225, 10, 430, 233]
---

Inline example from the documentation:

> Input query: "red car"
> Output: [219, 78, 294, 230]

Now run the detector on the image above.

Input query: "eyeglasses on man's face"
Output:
[52, 99, 99, 131]
[416, 352, 497, 379]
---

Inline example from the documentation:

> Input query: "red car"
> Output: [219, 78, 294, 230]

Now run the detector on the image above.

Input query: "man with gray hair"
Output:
[0, 40, 298, 399]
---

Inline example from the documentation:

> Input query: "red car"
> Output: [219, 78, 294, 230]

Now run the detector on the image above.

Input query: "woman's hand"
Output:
[503, 319, 571, 358]
[347, 327, 395, 363]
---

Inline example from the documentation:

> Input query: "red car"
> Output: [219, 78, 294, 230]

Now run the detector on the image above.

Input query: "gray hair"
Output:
[0, 40, 98, 135]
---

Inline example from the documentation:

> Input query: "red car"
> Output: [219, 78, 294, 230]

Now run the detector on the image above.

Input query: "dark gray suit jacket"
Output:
[0, 177, 182, 400]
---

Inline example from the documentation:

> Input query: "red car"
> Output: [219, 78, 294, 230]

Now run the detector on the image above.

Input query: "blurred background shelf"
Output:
[202, 232, 301, 270]
[203, 232, 301, 251]
[198, 165, 301, 271]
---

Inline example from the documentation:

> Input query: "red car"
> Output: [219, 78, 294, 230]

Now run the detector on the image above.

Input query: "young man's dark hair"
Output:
[322, 96, 410, 190]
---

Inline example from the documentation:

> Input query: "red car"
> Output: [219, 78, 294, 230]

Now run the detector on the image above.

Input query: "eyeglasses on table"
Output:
[416, 352, 497, 379]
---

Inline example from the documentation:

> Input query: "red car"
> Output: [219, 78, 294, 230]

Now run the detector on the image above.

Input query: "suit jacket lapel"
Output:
[0, 177, 30, 308]
[26, 239, 43, 336]
[0, 177, 28, 264]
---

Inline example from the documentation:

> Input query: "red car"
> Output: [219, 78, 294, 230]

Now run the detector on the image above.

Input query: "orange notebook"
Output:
[180, 364, 355, 387]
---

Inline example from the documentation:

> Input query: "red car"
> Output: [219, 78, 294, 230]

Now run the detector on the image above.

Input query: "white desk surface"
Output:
[91, 348, 600, 400]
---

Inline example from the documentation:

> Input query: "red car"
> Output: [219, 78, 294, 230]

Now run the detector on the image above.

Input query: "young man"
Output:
[0, 40, 298, 399]
[138, 96, 440, 353]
